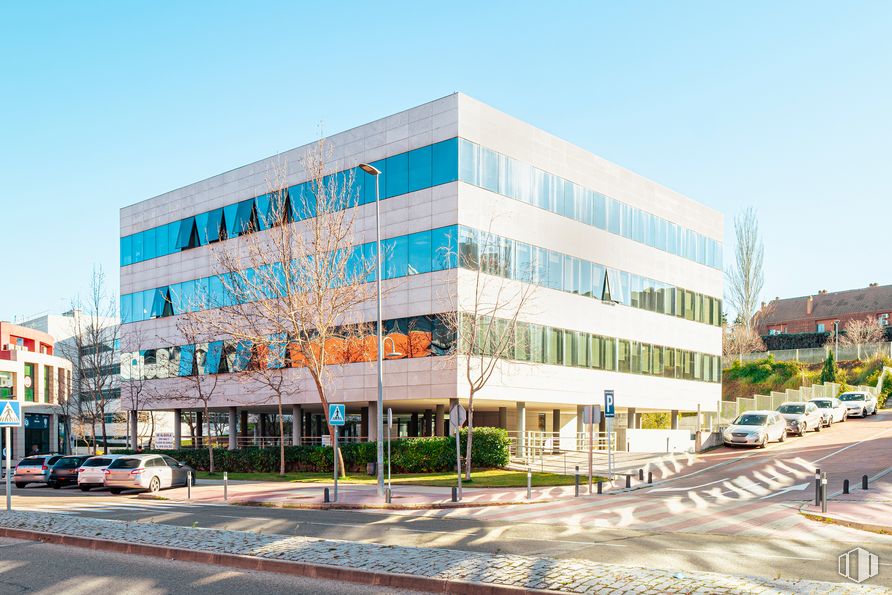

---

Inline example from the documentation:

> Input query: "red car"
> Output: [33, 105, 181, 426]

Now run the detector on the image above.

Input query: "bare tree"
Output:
[205, 140, 376, 477]
[440, 225, 536, 480]
[120, 325, 157, 449]
[59, 268, 121, 454]
[841, 316, 884, 360]
[726, 208, 764, 330]
[722, 324, 766, 363]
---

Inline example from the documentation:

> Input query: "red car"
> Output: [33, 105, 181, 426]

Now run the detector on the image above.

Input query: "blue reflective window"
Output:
[547, 250, 562, 290]
[408, 146, 432, 192]
[383, 235, 408, 280]
[385, 152, 408, 198]
[513, 241, 531, 282]
[432, 138, 458, 186]
[196, 212, 211, 244]
[459, 138, 478, 185]
[132, 232, 144, 262]
[179, 344, 195, 376]
[233, 200, 255, 236]
[142, 227, 156, 260]
[120, 236, 132, 266]
[407, 230, 432, 275]
[120, 294, 132, 324]
[206, 209, 223, 243]
[206, 341, 223, 374]
[429, 226, 455, 271]
[480, 146, 500, 193]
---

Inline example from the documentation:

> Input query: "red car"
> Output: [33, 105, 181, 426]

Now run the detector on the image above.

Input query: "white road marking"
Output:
[665, 547, 821, 561]
[812, 427, 892, 464]
[759, 483, 809, 499]
[646, 479, 727, 493]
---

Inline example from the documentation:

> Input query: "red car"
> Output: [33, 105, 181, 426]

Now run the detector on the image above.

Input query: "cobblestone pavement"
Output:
[0, 511, 885, 594]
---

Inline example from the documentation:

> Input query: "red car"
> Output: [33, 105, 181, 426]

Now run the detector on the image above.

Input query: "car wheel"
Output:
[799, 424, 806, 436]
[52, 482, 61, 489]
[815, 421, 822, 432]
[872, 408, 878, 416]
[779, 431, 786, 443]
[109, 488, 123, 495]
[79, 485, 91, 492]
[148, 476, 161, 494]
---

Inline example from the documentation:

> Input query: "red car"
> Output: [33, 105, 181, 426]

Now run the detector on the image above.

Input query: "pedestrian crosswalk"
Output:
[13, 500, 202, 517]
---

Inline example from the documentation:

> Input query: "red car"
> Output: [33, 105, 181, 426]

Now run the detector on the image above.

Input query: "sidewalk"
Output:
[0, 511, 885, 594]
[149, 478, 604, 508]
[800, 473, 892, 534]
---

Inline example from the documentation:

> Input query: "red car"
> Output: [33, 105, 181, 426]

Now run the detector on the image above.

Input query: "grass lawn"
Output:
[196, 468, 592, 488]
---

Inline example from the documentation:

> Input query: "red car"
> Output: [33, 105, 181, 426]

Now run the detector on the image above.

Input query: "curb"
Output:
[799, 510, 892, 535]
[0, 526, 555, 595]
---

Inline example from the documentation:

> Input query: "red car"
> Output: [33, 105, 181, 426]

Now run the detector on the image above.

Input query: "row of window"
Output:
[122, 137, 720, 272]
[457, 226, 722, 326]
[458, 139, 722, 270]
[120, 139, 460, 266]
[121, 225, 459, 323]
[494, 318, 721, 383]
[122, 223, 721, 327]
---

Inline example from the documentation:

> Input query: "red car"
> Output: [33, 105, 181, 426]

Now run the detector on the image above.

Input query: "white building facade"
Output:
[119, 94, 723, 448]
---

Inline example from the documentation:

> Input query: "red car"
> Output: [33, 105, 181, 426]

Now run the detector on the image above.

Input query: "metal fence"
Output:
[739, 342, 892, 364]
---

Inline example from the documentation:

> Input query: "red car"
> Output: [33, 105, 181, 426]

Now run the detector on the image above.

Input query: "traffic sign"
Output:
[449, 403, 466, 430]
[328, 403, 346, 426]
[582, 405, 602, 425]
[0, 401, 22, 427]
[604, 390, 615, 418]
[387, 408, 393, 430]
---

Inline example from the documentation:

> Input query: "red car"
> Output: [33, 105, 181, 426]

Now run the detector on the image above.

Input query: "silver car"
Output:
[723, 410, 787, 448]
[809, 398, 848, 425]
[838, 392, 878, 417]
[777, 401, 824, 436]
[104, 454, 195, 494]
[13, 454, 65, 488]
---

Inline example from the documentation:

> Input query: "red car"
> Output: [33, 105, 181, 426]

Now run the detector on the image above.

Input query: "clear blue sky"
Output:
[2, 1, 890, 321]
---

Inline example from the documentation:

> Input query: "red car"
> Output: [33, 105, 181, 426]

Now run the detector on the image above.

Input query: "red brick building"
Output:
[754, 283, 892, 336]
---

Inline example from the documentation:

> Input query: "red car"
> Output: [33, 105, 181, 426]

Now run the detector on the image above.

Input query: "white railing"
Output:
[739, 342, 892, 364]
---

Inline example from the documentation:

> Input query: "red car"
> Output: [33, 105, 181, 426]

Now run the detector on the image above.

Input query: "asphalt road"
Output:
[3, 412, 891, 588]
[0, 536, 423, 594]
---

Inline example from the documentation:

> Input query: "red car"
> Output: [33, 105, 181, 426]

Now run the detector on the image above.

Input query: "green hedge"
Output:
[114, 426, 509, 473]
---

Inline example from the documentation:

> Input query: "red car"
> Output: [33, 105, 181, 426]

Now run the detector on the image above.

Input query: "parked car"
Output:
[809, 398, 848, 425]
[104, 454, 195, 494]
[777, 402, 824, 436]
[722, 410, 787, 448]
[77, 455, 125, 491]
[13, 454, 64, 488]
[47, 455, 91, 489]
[838, 391, 878, 417]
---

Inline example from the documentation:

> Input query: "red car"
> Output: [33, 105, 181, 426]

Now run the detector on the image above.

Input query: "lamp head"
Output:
[358, 163, 381, 176]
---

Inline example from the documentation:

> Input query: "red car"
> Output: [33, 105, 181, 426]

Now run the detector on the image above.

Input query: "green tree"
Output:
[820, 351, 839, 384]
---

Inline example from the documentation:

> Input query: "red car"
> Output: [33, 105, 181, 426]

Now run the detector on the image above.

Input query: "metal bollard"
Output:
[574, 466, 580, 497]
[862, 475, 869, 490]
[597, 480, 603, 495]
[638, 469, 644, 481]
[843, 479, 850, 494]
[187, 472, 192, 501]
[451, 486, 458, 502]
[820, 472, 828, 513]
[385, 487, 392, 504]
[223, 472, 228, 502]
[647, 471, 653, 484]
[814, 469, 821, 506]
[324, 487, 330, 503]
[625, 475, 631, 489]
[527, 467, 532, 500]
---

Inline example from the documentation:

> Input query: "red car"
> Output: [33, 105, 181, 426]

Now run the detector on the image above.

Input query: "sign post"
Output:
[583, 405, 601, 494]
[386, 408, 393, 498]
[449, 403, 467, 501]
[328, 404, 345, 503]
[604, 390, 615, 479]
[0, 401, 23, 512]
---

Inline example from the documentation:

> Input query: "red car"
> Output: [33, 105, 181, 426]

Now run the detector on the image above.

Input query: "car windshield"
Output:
[839, 393, 865, 401]
[733, 414, 767, 426]
[811, 400, 831, 408]
[54, 458, 81, 469]
[17, 458, 44, 466]
[82, 458, 111, 467]
[108, 458, 142, 469]
[778, 404, 805, 414]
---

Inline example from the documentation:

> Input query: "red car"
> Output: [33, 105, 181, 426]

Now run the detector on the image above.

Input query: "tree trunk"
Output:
[328, 426, 346, 478]
[90, 419, 97, 455]
[277, 396, 286, 476]
[100, 405, 109, 452]
[464, 391, 475, 481]
[205, 406, 215, 473]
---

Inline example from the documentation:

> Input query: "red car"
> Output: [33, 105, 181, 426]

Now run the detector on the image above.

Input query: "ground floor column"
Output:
[552, 408, 561, 453]
[228, 407, 238, 450]
[516, 401, 526, 459]
[49, 414, 59, 453]
[671, 410, 680, 430]
[423, 409, 432, 437]
[240, 410, 249, 443]
[195, 411, 204, 447]
[626, 407, 637, 430]
[409, 412, 419, 437]
[367, 401, 378, 442]
[173, 409, 182, 449]
[498, 407, 507, 430]
[435, 404, 445, 437]
[360, 407, 369, 440]
[292, 405, 302, 446]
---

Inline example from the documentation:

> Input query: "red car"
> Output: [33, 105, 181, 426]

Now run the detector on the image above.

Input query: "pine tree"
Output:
[820, 351, 838, 384]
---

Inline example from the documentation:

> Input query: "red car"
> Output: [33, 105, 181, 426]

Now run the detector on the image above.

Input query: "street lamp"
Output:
[358, 162, 387, 498]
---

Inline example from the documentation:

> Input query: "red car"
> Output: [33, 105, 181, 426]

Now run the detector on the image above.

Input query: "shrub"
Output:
[113, 426, 510, 474]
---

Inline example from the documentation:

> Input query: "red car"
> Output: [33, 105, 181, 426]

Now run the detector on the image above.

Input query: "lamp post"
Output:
[358, 162, 386, 498]
[834, 320, 840, 362]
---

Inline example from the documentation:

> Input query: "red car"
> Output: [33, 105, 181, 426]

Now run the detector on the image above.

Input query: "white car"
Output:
[809, 398, 848, 425]
[77, 455, 125, 491]
[838, 391, 878, 417]
[777, 401, 824, 436]
[723, 410, 787, 448]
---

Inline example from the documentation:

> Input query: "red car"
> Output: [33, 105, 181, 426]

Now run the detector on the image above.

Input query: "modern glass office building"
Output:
[119, 93, 723, 448]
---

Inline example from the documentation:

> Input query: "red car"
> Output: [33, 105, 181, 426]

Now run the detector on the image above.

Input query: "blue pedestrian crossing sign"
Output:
[328, 404, 346, 426]
[604, 390, 615, 418]
[0, 401, 22, 427]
